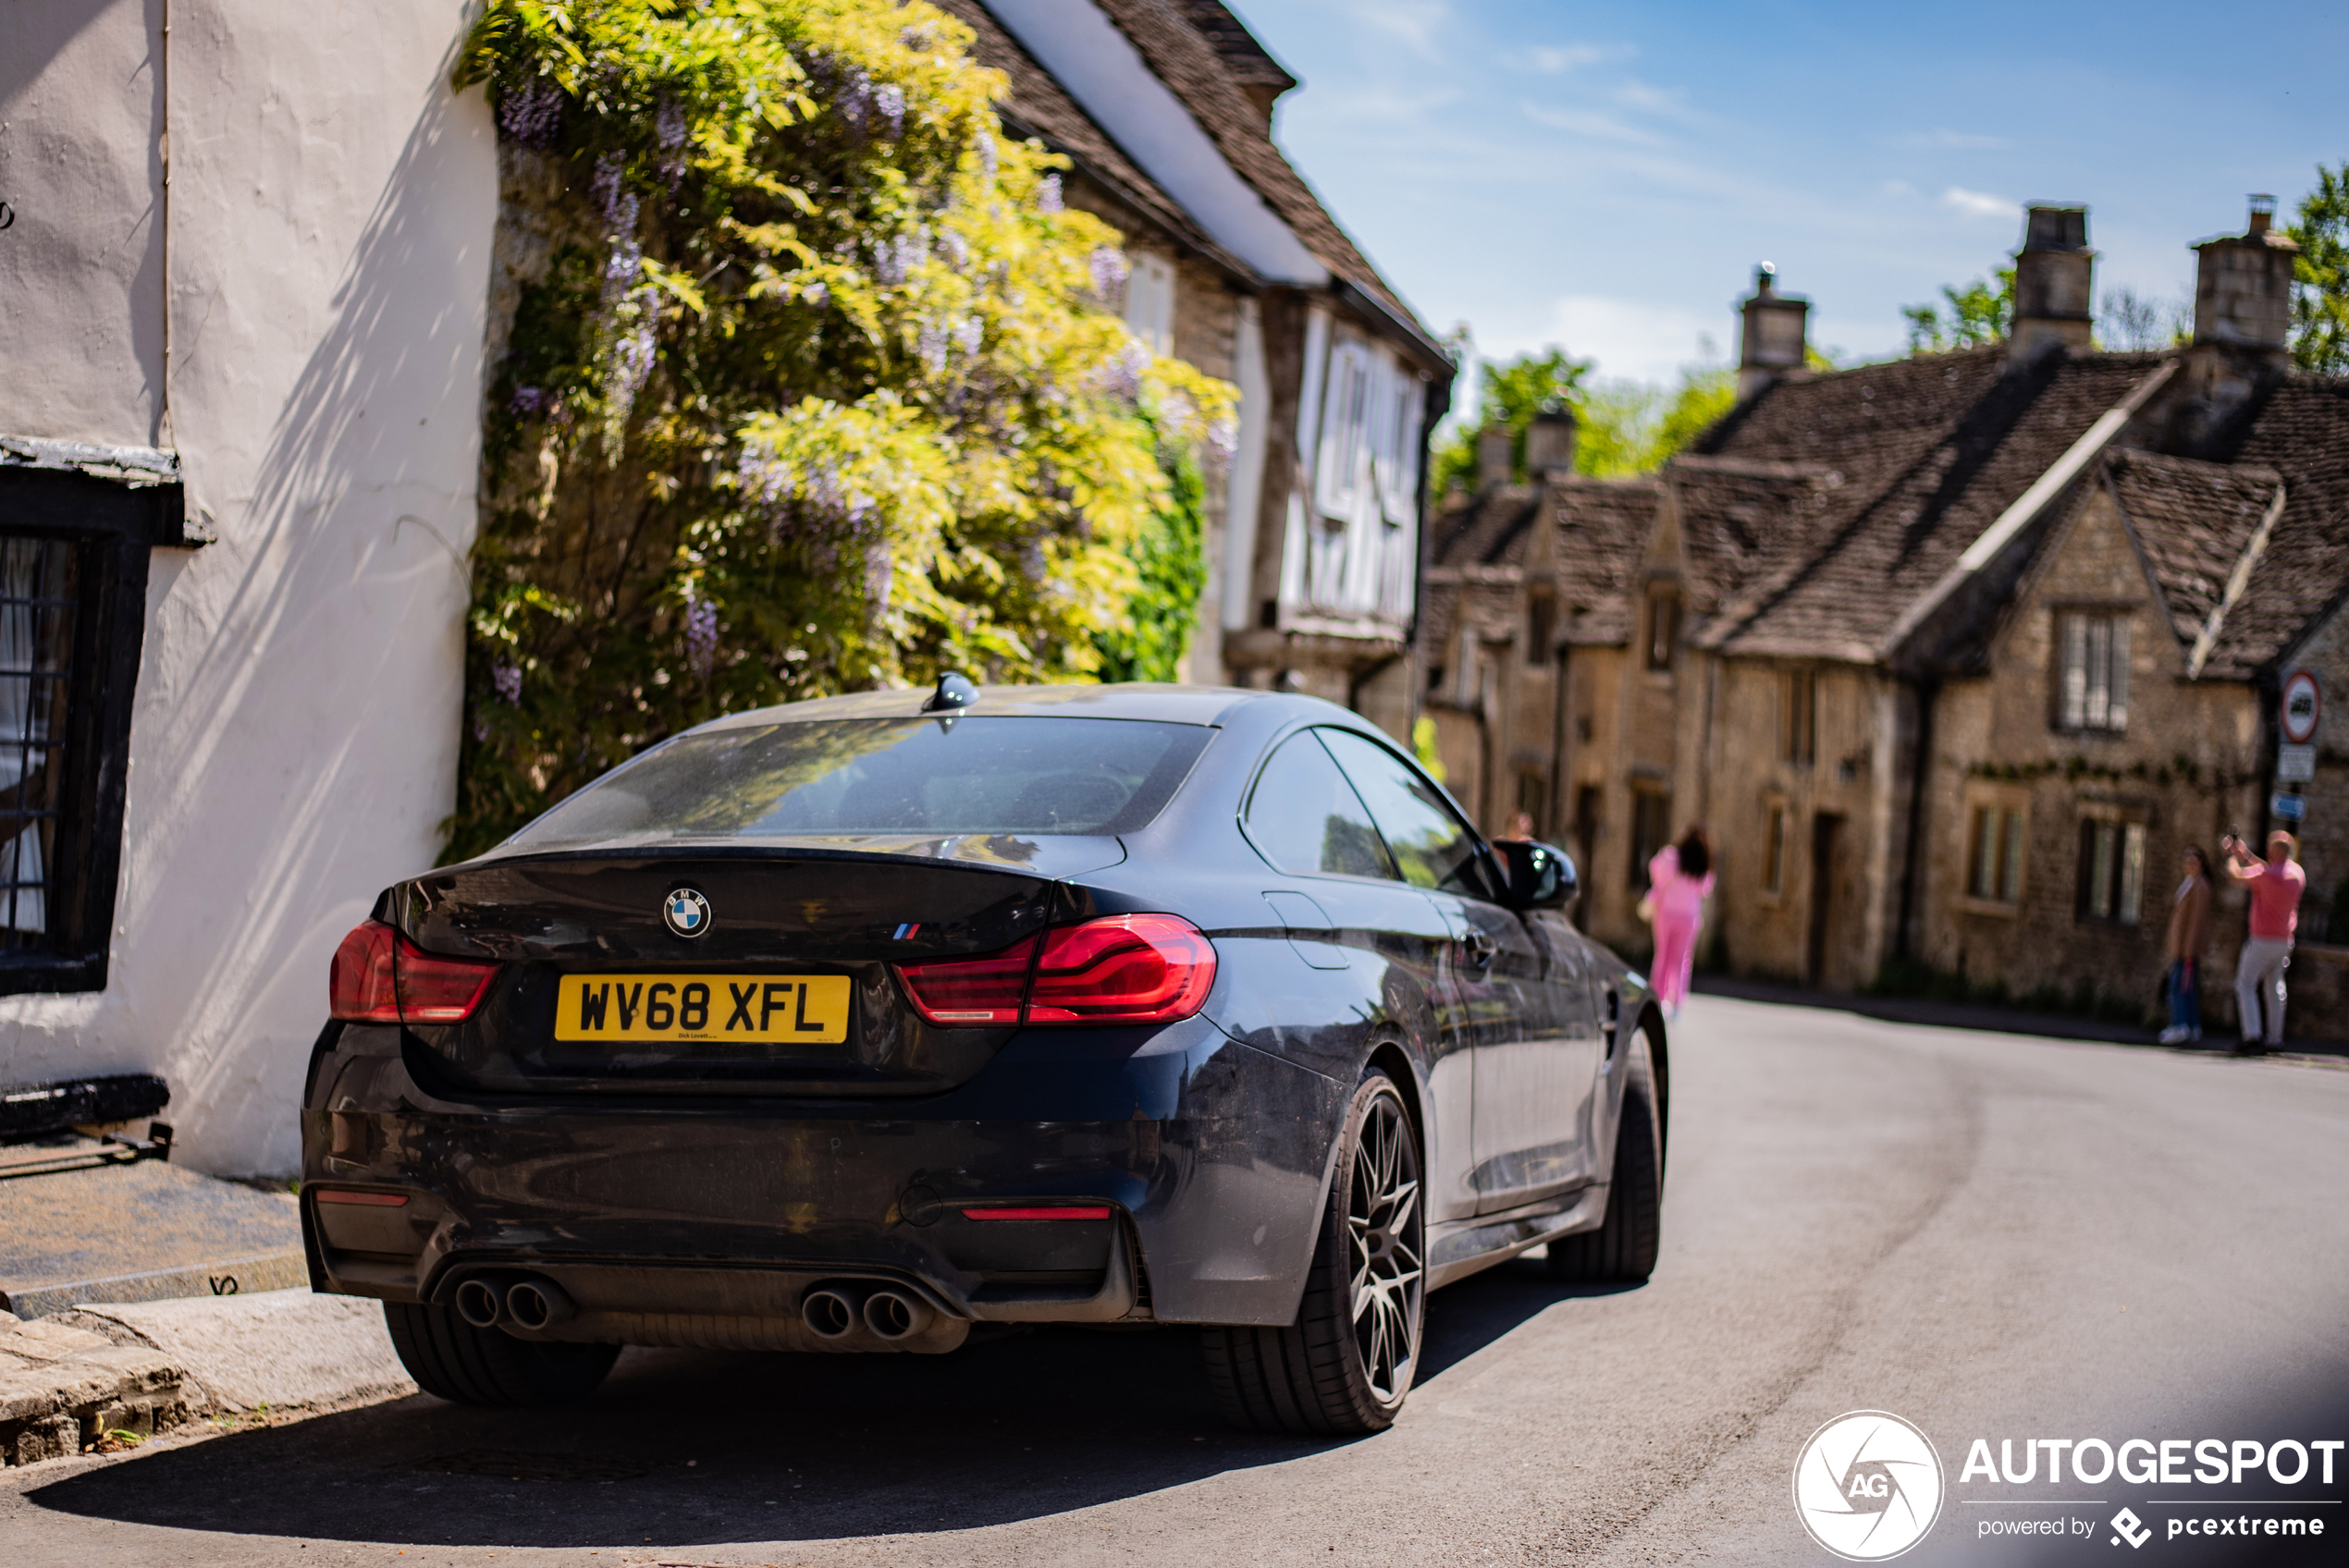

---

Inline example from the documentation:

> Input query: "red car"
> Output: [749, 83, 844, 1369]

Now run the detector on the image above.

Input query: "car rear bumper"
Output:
[301, 1014, 1347, 1335]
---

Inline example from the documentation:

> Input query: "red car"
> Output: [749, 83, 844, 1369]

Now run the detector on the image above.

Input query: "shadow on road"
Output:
[28, 1256, 1638, 1547]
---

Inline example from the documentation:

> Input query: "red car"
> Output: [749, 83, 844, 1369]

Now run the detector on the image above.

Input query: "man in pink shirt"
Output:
[2222, 828, 2306, 1053]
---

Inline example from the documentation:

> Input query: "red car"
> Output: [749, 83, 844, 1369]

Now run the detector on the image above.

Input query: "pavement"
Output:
[0, 1145, 305, 1318]
[1, 991, 2344, 1564]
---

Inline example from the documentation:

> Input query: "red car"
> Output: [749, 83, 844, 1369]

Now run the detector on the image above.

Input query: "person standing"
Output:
[2158, 846, 2212, 1045]
[1647, 825, 1714, 1020]
[2222, 829, 2306, 1054]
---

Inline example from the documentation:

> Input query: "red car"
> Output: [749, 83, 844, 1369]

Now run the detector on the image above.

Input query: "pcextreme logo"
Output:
[1793, 1411, 1947, 1561]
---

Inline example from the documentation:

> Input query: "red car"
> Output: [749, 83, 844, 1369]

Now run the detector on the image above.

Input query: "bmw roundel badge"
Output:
[663, 887, 712, 938]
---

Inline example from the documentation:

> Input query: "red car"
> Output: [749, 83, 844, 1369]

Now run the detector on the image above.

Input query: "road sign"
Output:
[2281, 669, 2320, 744]
[2279, 743, 2316, 782]
[2271, 791, 2306, 822]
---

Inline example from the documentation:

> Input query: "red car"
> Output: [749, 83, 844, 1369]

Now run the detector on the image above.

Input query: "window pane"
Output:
[1319, 728, 1484, 895]
[0, 537, 79, 946]
[2107, 619, 2130, 731]
[509, 717, 1211, 849]
[2119, 824, 2145, 924]
[2060, 615, 2087, 729]
[2086, 619, 2112, 729]
[1765, 805, 1786, 893]
[1244, 731, 1396, 881]
[2087, 822, 2116, 918]
[1969, 808, 1993, 898]
[2000, 811, 2024, 902]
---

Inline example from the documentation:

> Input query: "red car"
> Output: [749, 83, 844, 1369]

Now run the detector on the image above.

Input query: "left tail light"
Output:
[329, 920, 499, 1024]
[894, 914, 1216, 1028]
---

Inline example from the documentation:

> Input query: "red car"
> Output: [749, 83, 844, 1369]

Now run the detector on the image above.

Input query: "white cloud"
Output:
[1522, 101, 1667, 146]
[1531, 43, 1631, 73]
[1940, 185, 2012, 219]
[1611, 79, 1698, 122]
[1482, 295, 1721, 386]
[1353, 0, 1452, 55]
[1896, 129, 2011, 151]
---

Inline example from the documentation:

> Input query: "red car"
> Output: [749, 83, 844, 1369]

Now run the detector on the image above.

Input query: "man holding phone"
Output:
[2221, 828, 2306, 1054]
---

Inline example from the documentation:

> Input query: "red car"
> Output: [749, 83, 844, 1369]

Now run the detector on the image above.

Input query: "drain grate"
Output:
[406, 1449, 649, 1483]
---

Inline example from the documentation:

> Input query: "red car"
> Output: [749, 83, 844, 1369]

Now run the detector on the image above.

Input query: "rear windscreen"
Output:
[505, 717, 1212, 848]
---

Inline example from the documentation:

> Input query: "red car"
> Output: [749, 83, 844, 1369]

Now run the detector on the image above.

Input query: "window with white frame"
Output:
[1371, 361, 1420, 527]
[2056, 611, 2130, 733]
[1315, 337, 1375, 521]
[1122, 251, 1175, 357]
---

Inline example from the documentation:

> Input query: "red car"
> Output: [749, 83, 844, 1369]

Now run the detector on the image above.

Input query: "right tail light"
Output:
[893, 914, 1216, 1028]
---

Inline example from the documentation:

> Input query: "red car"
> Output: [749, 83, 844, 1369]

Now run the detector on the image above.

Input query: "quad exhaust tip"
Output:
[453, 1277, 506, 1329]
[863, 1288, 933, 1341]
[801, 1285, 862, 1340]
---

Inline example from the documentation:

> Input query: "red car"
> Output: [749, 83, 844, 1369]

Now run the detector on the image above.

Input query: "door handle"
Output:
[1462, 931, 1496, 969]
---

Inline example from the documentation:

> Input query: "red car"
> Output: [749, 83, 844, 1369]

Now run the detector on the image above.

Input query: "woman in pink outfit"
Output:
[1647, 826, 1715, 1018]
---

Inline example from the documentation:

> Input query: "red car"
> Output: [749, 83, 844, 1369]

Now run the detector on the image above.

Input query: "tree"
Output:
[2097, 286, 2189, 352]
[1430, 350, 1732, 491]
[2287, 163, 2349, 374]
[1902, 268, 2015, 353]
[449, 0, 1233, 858]
[1430, 349, 1590, 494]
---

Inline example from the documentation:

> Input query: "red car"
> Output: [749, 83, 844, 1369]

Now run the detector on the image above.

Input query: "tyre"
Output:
[1547, 1024, 1662, 1282]
[384, 1301, 620, 1406]
[1202, 1068, 1424, 1435]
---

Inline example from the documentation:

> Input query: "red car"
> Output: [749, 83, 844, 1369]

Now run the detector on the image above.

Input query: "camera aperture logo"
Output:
[1794, 1411, 1947, 1561]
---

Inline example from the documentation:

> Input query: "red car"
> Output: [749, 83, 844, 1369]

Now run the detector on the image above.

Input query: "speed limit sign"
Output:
[2281, 669, 2320, 745]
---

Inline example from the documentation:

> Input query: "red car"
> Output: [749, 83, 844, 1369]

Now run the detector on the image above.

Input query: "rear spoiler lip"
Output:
[430, 833, 1131, 881]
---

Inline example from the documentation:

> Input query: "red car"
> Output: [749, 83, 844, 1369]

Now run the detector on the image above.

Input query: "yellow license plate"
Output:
[554, 974, 852, 1044]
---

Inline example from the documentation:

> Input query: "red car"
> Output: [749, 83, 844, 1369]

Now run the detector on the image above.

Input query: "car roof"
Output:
[692, 682, 1365, 731]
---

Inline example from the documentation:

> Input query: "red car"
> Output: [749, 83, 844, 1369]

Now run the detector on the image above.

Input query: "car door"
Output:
[1516, 906, 1606, 1196]
[1236, 728, 1481, 1227]
[1313, 729, 1553, 1216]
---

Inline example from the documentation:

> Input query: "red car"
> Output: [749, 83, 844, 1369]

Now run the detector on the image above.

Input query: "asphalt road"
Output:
[8, 992, 2348, 1566]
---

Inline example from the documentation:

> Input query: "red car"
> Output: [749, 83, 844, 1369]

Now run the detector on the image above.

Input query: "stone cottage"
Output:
[1424, 200, 2349, 1036]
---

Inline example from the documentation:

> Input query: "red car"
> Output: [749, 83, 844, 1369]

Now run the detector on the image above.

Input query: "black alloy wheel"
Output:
[1203, 1067, 1426, 1434]
[384, 1302, 621, 1406]
[1547, 1024, 1663, 1282]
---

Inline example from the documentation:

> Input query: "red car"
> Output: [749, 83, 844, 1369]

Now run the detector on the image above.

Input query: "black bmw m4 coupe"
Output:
[303, 680, 1666, 1435]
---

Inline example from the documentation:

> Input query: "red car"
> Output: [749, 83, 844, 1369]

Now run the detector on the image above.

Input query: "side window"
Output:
[1242, 731, 1396, 881]
[1318, 728, 1488, 898]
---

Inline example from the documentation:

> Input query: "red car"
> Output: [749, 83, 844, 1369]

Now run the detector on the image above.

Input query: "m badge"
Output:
[663, 887, 712, 938]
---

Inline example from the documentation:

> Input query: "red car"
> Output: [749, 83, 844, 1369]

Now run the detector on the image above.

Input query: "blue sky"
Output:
[1233, 0, 2349, 390]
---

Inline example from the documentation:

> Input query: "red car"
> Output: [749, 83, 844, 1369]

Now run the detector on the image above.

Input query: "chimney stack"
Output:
[1737, 264, 1809, 399]
[1476, 423, 1513, 490]
[2193, 194, 2297, 356]
[2009, 204, 2095, 365]
[1524, 408, 1579, 478]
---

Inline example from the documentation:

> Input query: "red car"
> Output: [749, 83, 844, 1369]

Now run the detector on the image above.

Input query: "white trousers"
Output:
[2235, 937, 2293, 1045]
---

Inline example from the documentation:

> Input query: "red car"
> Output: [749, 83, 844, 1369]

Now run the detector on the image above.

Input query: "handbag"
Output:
[1635, 892, 1655, 924]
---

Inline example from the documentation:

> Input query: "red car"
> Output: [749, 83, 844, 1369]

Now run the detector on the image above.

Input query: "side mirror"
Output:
[1491, 839, 1577, 911]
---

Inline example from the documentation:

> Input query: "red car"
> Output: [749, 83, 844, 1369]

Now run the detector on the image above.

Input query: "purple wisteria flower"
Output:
[1037, 175, 1063, 214]
[493, 663, 523, 705]
[874, 83, 905, 138]
[510, 386, 546, 417]
[917, 321, 950, 374]
[655, 99, 689, 187]
[684, 595, 719, 677]
[864, 543, 894, 610]
[499, 79, 563, 147]
[953, 317, 984, 356]
[940, 230, 969, 271]
[976, 132, 998, 180]
[1088, 246, 1130, 299]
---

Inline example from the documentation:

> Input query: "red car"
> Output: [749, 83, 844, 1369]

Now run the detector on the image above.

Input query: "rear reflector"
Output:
[1026, 914, 1216, 1024]
[329, 920, 499, 1025]
[894, 934, 1039, 1026]
[963, 1206, 1113, 1221]
[312, 1189, 410, 1207]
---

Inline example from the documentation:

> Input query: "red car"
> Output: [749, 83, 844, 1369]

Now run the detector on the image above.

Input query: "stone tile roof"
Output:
[1426, 476, 1662, 651]
[2194, 375, 2349, 678]
[1088, 0, 1431, 337]
[1698, 349, 2170, 661]
[1171, 0, 1297, 99]
[932, 0, 1245, 274]
[2100, 449, 2283, 650]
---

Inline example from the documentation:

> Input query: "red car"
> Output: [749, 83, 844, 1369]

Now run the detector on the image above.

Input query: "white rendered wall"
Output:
[0, 1, 497, 1172]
